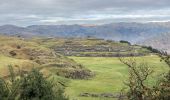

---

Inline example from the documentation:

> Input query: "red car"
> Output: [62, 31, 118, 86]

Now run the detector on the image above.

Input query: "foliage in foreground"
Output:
[0, 66, 68, 100]
[156, 52, 170, 100]
[120, 52, 170, 100]
[119, 58, 154, 100]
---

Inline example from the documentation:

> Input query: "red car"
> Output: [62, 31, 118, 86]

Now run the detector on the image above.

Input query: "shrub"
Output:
[9, 51, 17, 56]
[19, 69, 56, 100]
[119, 58, 154, 100]
[0, 66, 68, 100]
[119, 40, 131, 45]
[16, 45, 21, 49]
[0, 78, 10, 100]
[142, 46, 160, 54]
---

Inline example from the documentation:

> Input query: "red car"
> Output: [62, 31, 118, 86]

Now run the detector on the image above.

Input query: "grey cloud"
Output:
[0, 0, 170, 26]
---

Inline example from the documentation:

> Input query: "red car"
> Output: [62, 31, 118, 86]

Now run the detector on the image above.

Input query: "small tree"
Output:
[119, 51, 170, 100]
[19, 69, 56, 100]
[119, 58, 154, 100]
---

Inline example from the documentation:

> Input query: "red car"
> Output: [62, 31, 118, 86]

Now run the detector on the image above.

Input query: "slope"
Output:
[0, 35, 92, 79]
[35, 37, 151, 57]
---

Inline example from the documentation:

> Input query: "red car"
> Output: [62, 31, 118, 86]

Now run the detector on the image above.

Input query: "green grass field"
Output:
[65, 55, 169, 100]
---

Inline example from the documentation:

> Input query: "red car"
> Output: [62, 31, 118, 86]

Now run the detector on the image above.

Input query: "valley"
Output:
[0, 35, 168, 100]
[1, 0, 170, 100]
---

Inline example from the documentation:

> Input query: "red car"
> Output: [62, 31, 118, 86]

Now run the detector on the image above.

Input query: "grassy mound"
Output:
[0, 35, 93, 79]
[35, 38, 151, 57]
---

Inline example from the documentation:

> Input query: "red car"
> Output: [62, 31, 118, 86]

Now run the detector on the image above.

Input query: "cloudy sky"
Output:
[0, 0, 170, 26]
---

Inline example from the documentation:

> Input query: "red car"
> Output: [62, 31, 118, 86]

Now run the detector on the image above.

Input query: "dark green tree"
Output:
[19, 69, 55, 100]
[19, 68, 68, 100]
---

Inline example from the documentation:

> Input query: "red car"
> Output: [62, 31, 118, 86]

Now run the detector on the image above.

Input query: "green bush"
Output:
[20, 69, 56, 100]
[0, 66, 68, 100]
[119, 40, 131, 45]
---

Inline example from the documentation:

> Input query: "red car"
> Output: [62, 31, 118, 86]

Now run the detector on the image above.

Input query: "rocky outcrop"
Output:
[79, 92, 127, 99]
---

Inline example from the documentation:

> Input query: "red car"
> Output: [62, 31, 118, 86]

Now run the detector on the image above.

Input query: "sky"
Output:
[0, 0, 170, 26]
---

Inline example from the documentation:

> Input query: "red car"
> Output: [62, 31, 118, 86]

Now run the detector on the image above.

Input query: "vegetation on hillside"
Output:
[0, 35, 169, 100]
[0, 65, 68, 100]
[35, 37, 151, 57]
[0, 35, 93, 79]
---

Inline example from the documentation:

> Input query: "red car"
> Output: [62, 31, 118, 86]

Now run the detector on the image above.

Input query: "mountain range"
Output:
[0, 22, 170, 51]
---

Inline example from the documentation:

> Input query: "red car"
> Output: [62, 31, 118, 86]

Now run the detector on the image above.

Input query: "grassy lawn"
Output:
[66, 55, 168, 100]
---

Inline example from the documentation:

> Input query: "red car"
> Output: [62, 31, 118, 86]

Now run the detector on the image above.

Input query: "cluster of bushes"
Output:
[142, 46, 160, 54]
[0, 66, 68, 100]
[119, 40, 131, 45]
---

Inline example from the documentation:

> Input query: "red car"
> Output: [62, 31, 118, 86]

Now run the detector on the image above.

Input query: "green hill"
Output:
[0, 35, 168, 100]
[0, 35, 92, 79]
[36, 37, 151, 57]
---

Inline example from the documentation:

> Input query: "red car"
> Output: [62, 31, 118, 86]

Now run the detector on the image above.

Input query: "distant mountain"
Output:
[0, 22, 170, 51]
[26, 22, 170, 42]
[0, 25, 36, 37]
[139, 32, 170, 53]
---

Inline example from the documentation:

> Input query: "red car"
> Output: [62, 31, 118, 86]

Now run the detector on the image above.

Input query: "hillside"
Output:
[0, 35, 168, 100]
[35, 37, 151, 57]
[139, 32, 170, 53]
[0, 35, 154, 80]
[0, 35, 92, 79]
